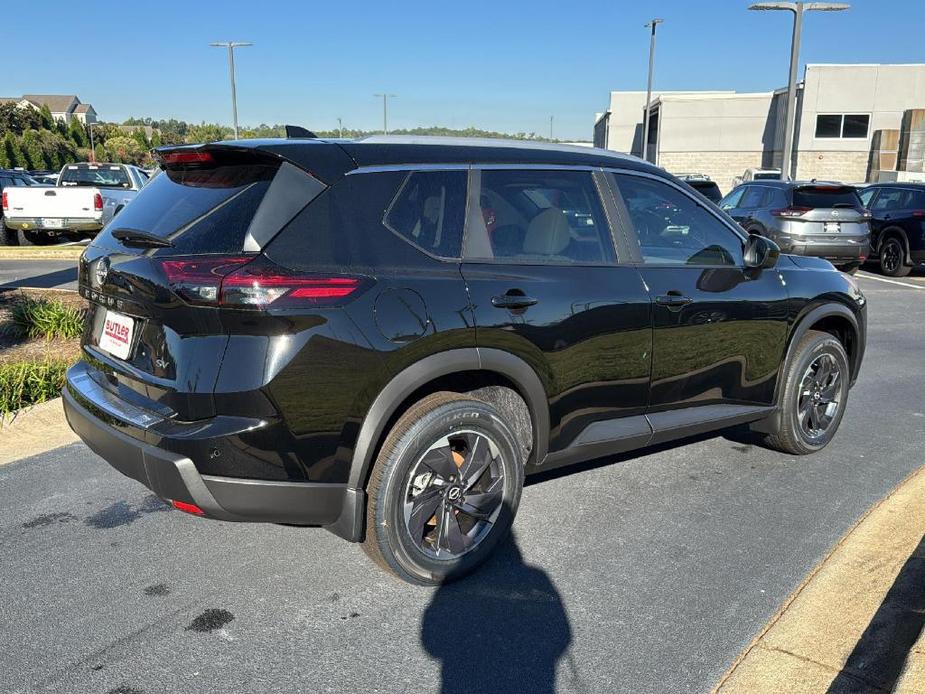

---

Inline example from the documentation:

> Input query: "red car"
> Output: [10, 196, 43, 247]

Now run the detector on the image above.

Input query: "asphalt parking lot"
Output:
[0, 259, 78, 290]
[0, 272, 923, 694]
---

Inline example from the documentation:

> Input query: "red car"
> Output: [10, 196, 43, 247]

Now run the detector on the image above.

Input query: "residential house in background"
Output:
[0, 94, 99, 124]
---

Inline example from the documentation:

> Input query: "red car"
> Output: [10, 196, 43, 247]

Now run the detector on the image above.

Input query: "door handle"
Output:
[491, 292, 538, 310]
[655, 292, 693, 309]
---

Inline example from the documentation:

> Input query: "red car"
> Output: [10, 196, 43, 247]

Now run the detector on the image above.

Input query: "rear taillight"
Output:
[913, 210, 925, 218]
[160, 255, 363, 309]
[1, 191, 7, 211]
[859, 208, 872, 220]
[158, 150, 215, 166]
[771, 206, 812, 218]
[93, 193, 103, 211]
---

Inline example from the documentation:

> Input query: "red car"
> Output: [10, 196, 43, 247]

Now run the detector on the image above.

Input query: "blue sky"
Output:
[6, 0, 924, 140]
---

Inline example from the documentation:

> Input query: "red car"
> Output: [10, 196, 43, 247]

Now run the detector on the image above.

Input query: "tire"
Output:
[0, 226, 18, 246]
[362, 392, 525, 585]
[23, 231, 57, 246]
[763, 330, 851, 455]
[879, 236, 911, 277]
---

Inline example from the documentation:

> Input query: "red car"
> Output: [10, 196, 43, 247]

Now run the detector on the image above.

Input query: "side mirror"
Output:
[744, 233, 780, 269]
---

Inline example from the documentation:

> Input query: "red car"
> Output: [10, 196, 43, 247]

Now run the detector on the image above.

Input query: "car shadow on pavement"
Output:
[826, 534, 925, 693]
[0, 266, 78, 289]
[420, 531, 576, 694]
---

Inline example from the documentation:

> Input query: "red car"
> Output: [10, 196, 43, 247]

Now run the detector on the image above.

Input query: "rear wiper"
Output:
[111, 228, 174, 248]
[832, 202, 856, 208]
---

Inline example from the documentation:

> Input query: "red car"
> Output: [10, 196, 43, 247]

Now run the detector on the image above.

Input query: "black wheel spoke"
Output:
[459, 477, 504, 520]
[459, 435, 493, 488]
[420, 444, 457, 480]
[821, 373, 840, 401]
[436, 505, 473, 555]
[815, 358, 832, 388]
[407, 487, 442, 540]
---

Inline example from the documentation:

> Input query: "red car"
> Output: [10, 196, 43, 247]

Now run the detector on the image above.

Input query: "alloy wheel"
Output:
[797, 353, 843, 440]
[403, 430, 505, 559]
[881, 239, 902, 274]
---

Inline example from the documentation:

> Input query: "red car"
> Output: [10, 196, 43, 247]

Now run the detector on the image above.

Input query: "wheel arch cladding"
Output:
[346, 348, 549, 491]
[784, 303, 860, 392]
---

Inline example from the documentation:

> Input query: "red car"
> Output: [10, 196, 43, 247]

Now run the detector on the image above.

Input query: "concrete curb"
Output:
[0, 397, 77, 465]
[0, 247, 83, 260]
[713, 464, 925, 693]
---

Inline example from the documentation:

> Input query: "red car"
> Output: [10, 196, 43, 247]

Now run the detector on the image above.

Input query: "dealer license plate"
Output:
[41, 218, 64, 229]
[98, 310, 134, 360]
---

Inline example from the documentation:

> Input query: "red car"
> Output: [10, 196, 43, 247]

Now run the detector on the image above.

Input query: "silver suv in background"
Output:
[720, 181, 871, 274]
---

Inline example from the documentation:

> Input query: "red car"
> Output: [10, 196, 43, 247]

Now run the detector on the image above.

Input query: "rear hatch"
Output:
[78, 146, 328, 420]
[775, 185, 870, 238]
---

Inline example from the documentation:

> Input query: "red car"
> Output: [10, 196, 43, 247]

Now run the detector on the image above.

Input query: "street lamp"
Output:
[374, 94, 396, 135]
[209, 41, 253, 139]
[642, 18, 663, 164]
[337, 117, 344, 138]
[749, 2, 849, 179]
[88, 122, 99, 162]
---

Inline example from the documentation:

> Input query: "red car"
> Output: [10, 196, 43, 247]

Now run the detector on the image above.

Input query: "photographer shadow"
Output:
[421, 533, 574, 694]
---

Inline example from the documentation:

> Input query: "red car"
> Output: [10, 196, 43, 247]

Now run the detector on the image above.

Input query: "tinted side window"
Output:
[870, 189, 908, 211]
[464, 169, 615, 264]
[739, 186, 767, 208]
[859, 188, 877, 207]
[614, 174, 744, 266]
[719, 187, 745, 210]
[383, 170, 466, 258]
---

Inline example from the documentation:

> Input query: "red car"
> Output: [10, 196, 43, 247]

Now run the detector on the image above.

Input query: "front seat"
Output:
[522, 208, 571, 259]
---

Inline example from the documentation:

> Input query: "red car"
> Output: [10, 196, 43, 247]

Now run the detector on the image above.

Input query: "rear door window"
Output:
[739, 186, 767, 208]
[792, 186, 861, 209]
[383, 170, 467, 258]
[870, 189, 911, 212]
[60, 165, 131, 189]
[463, 169, 615, 264]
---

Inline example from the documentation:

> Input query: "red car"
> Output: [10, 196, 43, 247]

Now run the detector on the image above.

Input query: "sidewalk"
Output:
[714, 464, 925, 693]
[0, 397, 77, 465]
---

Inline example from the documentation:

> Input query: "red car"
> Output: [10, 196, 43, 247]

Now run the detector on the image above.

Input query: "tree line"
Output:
[1, 106, 571, 172]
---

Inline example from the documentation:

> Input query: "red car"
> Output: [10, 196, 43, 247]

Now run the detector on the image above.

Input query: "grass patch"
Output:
[0, 360, 71, 416]
[5, 296, 85, 340]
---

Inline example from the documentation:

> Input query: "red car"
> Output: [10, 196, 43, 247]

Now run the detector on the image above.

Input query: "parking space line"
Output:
[855, 272, 925, 290]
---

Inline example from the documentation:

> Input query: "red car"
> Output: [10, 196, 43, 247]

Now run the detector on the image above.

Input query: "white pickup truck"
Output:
[2, 162, 149, 245]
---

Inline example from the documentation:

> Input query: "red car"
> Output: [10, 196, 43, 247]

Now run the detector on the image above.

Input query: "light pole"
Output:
[642, 18, 663, 164]
[337, 117, 343, 138]
[209, 41, 253, 139]
[549, 115, 554, 141]
[374, 94, 396, 135]
[749, 2, 848, 179]
[88, 122, 98, 162]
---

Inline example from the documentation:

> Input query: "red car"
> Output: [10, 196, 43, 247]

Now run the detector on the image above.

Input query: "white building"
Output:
[0, 94, 99, 124]
[594, 64, 925, 189]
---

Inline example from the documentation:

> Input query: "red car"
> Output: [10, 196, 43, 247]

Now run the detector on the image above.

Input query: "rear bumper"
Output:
[62, 365, 350, 528]
[4, 217, 102, 233]
[778, 235, 870, 265]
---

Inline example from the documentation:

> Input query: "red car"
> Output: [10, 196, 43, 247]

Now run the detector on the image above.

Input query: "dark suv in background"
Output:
[859, 182, 925, 277]
[720, 181, 871, 274]
[64, 137, 867, 584]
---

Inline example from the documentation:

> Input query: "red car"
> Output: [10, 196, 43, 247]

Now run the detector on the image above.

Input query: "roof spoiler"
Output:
[285, 125, 317, 139]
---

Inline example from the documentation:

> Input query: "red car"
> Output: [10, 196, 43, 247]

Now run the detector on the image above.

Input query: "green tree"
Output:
[20, 130, 46, 169]
[130, 128, 149, 149]
[67, 118, 87, 147]
[105, 136, 144, 164]
[38, 104, 55, 131]
[94, 143, 106, 163]
[150, 130, 163, 148]
[185, 123, 229, 144]
[4, 133, 23, 168]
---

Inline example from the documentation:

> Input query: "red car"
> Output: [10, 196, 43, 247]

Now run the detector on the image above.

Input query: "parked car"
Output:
[2, 162, 148, 245]
[719, 181, 871, 274]
[675, 173, 722, 203]
[29, 172, 59, 186]
[732, 167, 783, 187]
[0, 168, 42, 245]
[858, 183, 925, 277]
[63, 137, 867, 585]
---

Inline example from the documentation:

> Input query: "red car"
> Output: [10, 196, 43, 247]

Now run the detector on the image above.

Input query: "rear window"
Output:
[60, 165, 131, 189]
[689, 181, 722, 203]
[94, 160, 323, 255]
[752, 172, 780, 180]
[792, 186, 861, 209]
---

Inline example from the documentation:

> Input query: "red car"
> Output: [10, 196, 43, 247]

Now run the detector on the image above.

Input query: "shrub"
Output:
[0, 360, 71, 415]
[7, 297, 85, 340]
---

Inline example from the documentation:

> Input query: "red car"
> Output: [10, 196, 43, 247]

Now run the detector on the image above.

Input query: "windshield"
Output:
[792, 186, 862, 209]
[59, 165, 131, 189]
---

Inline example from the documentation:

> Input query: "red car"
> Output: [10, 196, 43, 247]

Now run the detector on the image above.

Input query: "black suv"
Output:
[859, 182, 925, 277]
[720, 181, 871, 274]
[63, 137, 867, 584]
